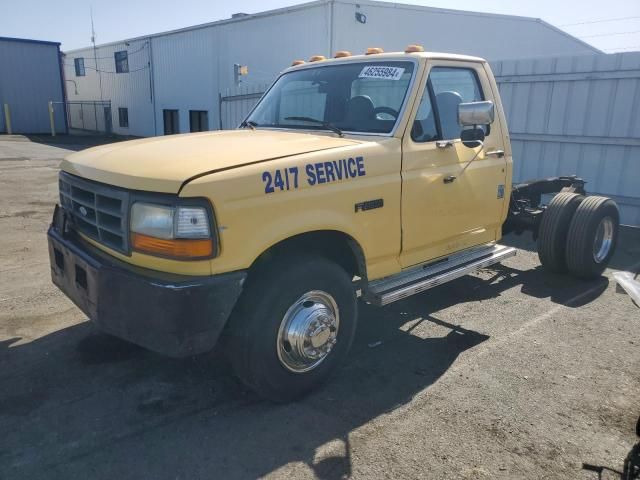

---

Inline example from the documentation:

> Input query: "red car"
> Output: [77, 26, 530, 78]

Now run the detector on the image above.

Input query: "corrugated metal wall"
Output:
[332, 1, 597, 61]
[219, 84, 270, 130]
[63, 2, 330, 137]
[491, 52, 640, 226]
[62, 0, 602, 138]
[0, 39, 66, 134]
[63, 39, 155, 136]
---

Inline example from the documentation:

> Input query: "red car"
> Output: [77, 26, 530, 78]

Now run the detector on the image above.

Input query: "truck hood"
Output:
[61, 129, 361, 193]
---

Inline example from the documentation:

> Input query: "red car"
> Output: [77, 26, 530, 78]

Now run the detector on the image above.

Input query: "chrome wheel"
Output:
[277, 290, 340, 373]
[593, 216, 614, 263]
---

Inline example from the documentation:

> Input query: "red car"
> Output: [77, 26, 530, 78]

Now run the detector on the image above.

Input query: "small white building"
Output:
[62, 0, 598, 137]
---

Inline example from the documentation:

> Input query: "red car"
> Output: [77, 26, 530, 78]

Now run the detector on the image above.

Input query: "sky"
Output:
[2, 0, 639, 53]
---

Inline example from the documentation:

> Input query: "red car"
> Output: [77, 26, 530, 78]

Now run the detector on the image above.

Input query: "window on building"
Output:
[189, 110, 209, 132]
[114, 51, 129, 73]
[163, 109, 179, 135]
[74, 58, 85, 77]
[118, 107, 129, 128]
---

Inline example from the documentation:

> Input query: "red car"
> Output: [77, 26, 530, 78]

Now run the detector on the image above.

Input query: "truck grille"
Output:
[58, 172, 130, 254]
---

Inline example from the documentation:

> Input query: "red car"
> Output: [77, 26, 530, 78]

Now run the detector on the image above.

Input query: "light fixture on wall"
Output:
[234, 64, 249, 85]
[355, 4, 367, 24]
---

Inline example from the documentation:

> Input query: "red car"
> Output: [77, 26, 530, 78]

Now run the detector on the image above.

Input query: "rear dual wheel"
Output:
[565, 196, 619, 279]
[538, 193, 619, 279]
[537, 192, 584, 273]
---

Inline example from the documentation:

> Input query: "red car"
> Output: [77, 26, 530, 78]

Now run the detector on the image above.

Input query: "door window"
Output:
[412, 67, 485, 142]
[411, 87, 438, 142]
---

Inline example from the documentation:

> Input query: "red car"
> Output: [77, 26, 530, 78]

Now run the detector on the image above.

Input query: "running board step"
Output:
[367, 244, 517, 306]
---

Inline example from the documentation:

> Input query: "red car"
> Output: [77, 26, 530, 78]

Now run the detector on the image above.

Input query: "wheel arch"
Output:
[247, 230, 368, 284]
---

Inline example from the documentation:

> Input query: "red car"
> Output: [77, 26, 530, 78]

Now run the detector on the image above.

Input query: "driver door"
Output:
[400, 60, 508, 268]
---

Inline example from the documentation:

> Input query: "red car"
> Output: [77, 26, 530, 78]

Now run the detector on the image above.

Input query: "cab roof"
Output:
[283, 50, 487, 73]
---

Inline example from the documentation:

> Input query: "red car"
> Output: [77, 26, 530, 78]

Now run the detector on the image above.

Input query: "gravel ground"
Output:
[0, 136, 639, 480]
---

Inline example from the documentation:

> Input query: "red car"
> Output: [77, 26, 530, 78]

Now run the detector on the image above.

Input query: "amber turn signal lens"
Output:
[132, 233, 213, 259]
[405, 44, 425, 53]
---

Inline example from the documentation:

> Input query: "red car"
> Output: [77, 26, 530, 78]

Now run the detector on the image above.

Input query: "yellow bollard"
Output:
[3, 104, 12, 135]
[48, 101, 56, 137]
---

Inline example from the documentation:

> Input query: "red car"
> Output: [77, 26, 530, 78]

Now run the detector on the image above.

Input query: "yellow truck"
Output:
[48, 46, 620, 401]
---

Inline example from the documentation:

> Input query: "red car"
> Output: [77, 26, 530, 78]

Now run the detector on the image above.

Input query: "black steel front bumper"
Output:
[47, 210, 246, 357]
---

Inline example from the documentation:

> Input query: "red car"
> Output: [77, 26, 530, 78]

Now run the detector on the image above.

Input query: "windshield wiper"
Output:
[284, 116, 343, 137]
[240, 120, 258, 130]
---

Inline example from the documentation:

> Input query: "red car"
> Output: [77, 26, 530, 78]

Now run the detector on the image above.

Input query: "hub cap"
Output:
[593, 216, 614, 263]
[277, 291, 339, 373]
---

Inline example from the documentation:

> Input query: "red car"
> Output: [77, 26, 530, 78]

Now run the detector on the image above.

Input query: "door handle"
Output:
[486, 149, 505, 158]
[443, 175, 457, 184]
[436, 140, 456, 149]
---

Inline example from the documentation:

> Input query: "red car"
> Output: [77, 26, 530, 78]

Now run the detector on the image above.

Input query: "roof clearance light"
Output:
[334, 50, 352, 58]
[309, 55, 326, 62]
[405, 44, 425, 53]
[291, 60, 305, 66]
[365, 47, 384, 55]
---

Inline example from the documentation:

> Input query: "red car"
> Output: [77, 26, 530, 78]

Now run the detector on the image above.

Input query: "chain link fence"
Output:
[51, 100, 113, 135]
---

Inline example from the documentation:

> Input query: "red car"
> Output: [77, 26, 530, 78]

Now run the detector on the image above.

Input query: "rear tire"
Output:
[565, 196, 619, 279]
[225, 254, 357, 402]
[537, 192, 585, 273]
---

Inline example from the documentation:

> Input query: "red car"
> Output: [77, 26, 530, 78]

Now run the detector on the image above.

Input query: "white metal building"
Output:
[62, 0, 598, 138]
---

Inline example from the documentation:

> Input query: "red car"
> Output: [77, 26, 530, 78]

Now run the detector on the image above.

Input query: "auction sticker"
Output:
[358, 65, 405, 80]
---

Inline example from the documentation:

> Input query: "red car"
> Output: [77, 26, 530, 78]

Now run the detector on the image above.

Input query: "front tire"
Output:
[226, 255, 357, 402]
[565, 196, 620, 279]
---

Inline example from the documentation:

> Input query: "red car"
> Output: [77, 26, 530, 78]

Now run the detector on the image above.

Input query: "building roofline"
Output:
[63, 0, 330, 53]
[62, 0, 599, 55]
[534, 18, 601, 54]
[0, 36, 61, 47]
[336, 0, 600, 53]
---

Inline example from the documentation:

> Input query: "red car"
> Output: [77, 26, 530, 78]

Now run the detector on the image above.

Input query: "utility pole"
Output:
[91, 7, 104, 101]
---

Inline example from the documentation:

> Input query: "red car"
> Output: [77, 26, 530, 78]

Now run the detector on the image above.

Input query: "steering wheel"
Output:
[373, 106, 400, 120]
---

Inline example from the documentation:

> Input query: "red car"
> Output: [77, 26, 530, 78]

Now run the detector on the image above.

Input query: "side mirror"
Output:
[460, 127, 485, 148]
[458, 101, 495, 127]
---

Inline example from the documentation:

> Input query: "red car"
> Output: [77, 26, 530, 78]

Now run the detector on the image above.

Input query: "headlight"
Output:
[130, 202, 215, 259]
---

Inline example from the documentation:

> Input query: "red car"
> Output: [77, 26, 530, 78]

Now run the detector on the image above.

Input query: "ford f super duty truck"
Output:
[48, 45, 619, 401]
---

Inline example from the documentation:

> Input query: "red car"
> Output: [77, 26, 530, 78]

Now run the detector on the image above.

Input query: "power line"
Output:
[580, 29, 640, 38]
[64, 63, 150, 74]
[560, 15, 640, 27]
[65, 44, 147, 60]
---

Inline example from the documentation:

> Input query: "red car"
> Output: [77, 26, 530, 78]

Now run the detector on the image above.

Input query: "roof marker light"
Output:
[334, 50, 352, 58]
[309, 55, 326, 62]
[291, 60, 305, 66]
[365, 47, 384, 55]
[405, 44, 425, 53]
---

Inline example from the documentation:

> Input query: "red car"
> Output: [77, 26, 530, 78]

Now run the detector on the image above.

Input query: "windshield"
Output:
[246, 61, 415, 134]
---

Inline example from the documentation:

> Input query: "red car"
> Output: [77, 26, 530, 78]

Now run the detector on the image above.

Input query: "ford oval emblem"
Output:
[79, 206, 88, 217]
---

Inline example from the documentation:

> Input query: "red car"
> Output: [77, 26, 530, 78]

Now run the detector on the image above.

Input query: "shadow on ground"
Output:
[581, 418, 640, 479]
[0, 248, 620, 479]
[0, 134, 132, 153]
